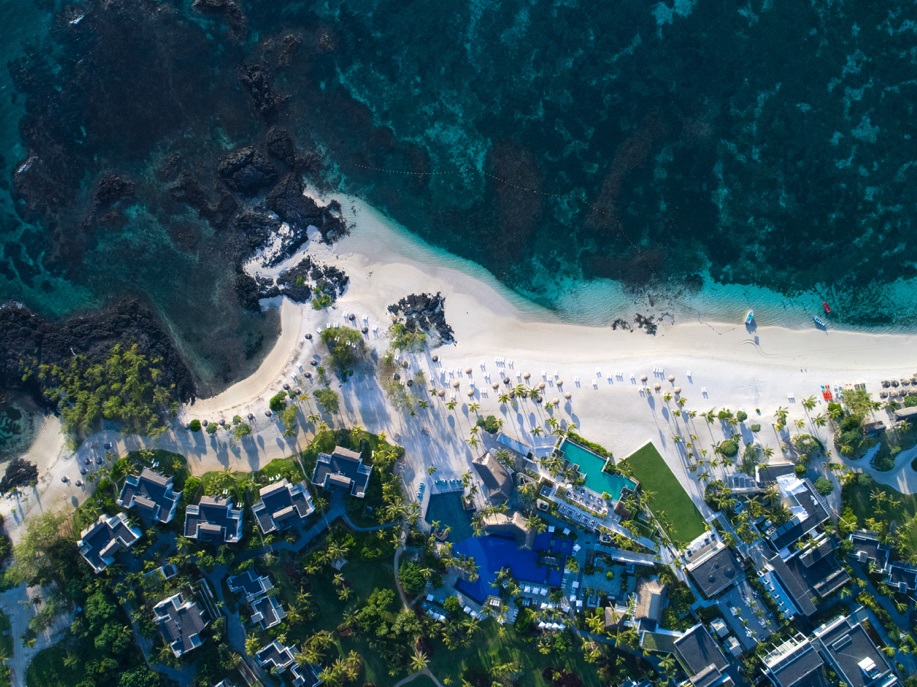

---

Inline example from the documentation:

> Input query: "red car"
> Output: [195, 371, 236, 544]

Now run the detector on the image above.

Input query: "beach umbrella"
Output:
[538, 382, 546, 390]
[465, 367, 473, 375]
[452, 380, 461, 388]
[523, 372, 531, 380]
[653, 382, 661, 390]
[348, 313, 356, 320]
[393, 373, 401, 381]
[668, 374, 675, 382]
[432, 355, 439, 362]
[492, 382, 499, 390]
[406, 379, 414, 387]
[553, 397, 560, 405]
[467, 389, 475, 397]
[438, 390, 446, 398]
[564, 392, 572, 399]
[674, 387, 681, 394]
[305, 333, 312, 340]
[361, 327, 368, 334]
[401, 360, 409, 368]
[504, 377, 511, 385]
[640, 374, 648, 382]
[557, 379, 564, 386]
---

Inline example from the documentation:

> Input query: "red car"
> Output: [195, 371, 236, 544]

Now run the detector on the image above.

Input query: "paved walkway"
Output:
[0, 585, 72, 687]
[393, 667, 445, 687]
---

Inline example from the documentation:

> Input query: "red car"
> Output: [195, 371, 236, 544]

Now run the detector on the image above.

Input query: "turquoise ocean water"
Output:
[0, 0, 915, 403]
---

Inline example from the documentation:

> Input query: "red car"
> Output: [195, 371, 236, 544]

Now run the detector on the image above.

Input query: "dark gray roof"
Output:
[78, 512, 141, 573]
[764, 638, 826, 687]
[757, 462, 798, 484]
[255, 640, 295, 671]
[472, 451, 513, 502]
[154, 593, 207, 656]
[767, 539, 850, 617]
[813, 615, 897, 687]
[849, 532, 889, 570]
[251, 479, 315, 534]
[687, 545, 743, 599]
[674, 624, 731, 687]
[118, 468, 180, 523]
[184, 496, 243, 543]
[251, 595, 286, 630]
[290, 663, 323, 687]
[311, 446, 372, 498]
[887, 564, 917, 592]
[227, 569, 272, 601]
[767, 479, 829, 552]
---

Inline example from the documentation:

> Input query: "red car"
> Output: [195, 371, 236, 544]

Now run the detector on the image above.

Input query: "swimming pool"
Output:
[559, 438, 636, 503]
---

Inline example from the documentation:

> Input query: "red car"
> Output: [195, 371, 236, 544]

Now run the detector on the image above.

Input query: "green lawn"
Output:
[842, 474, 917, 556]
[0, 609, 11, 686]
[620, 442, 707, 545]
[263, 550, 398, 684]
[26, 643, 80, 687]
[426, 618, 610, 687]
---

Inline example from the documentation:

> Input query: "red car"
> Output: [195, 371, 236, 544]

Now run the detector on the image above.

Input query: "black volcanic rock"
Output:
[239, 63, 285, 119]
[0, 458, 38, 493]
[192, 0, 247, 39]
[169, 172, 238, 230]
[0, 300, 196, 406]
[94, 173, 135, 208]
[218, 146, 277, 195]
[388, 292, 454, 344]
[232, 209, 283, 253]
[265, 126, 296, 168]
[265, 174, 348, 244]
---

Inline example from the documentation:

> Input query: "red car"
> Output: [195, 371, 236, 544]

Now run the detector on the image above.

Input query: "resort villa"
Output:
[537, 437, 640, 537]
[310, 445, 373, 498]
[153, 592, 208, 657]
[117, 468, 181, 524]
[77, 512, 142, 574]
[251, 479, 315, 534]
[184, 496, 244, 544]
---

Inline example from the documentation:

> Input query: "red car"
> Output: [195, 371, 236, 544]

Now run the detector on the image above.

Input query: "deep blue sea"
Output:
[0, 0, 915, 397]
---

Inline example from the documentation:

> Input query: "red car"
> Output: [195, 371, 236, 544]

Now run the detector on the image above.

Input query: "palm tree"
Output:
[802, 395, 817, 412]
[532, 425, 544, 437]
[813, 413, 827, 428]
[468, 402, 481, 415]
[245, 633, 259, 656]
[498, 393, 511, 406]
[410, 649, 429, 672]
[446, 399, 458, 411]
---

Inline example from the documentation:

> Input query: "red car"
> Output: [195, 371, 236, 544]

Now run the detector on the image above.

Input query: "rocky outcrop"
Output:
[255, 256, 349, 305]
[239, 63, 285, 119]
[218, 146, 277, 196]
[0, 458, 38, 493]
[0, 301, 196, 407]
[388, 293, 454, 344]
[191, 0, 247, 40]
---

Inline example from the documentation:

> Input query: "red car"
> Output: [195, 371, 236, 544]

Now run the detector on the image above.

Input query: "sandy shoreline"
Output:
[177, 196, 917, 496]
[6, 194, 916, 542]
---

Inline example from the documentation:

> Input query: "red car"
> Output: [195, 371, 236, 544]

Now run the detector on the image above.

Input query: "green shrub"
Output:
[717, 440, 739, 458]
[311, 289, 333, 310]
[750, 424, 761, 433]
[321, 326, 366, 374]
[476, 415, 501, 434]
[314, 387, 340, 414]
[736, 411, 748, 422]
[813, 477, 834, 495]
[188, 419, 201, 432]
[794, 463, 807, 476]
[839, 414, 862, 432]
[269, 391, 287, 412]
[904, 395, 917, 408]
[388, 322, 427, 352]
[206, 422, 219, 434]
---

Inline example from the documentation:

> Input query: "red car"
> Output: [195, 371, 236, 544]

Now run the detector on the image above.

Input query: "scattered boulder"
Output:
[0, 458, 38, 493]
[388, 292, 454, 344]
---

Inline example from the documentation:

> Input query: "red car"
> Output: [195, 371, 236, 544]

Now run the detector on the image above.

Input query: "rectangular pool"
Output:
[560, 438, 636, 503]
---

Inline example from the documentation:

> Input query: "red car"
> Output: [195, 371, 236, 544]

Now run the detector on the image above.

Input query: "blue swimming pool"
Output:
[560, 438, 636, 502]
[453, 534, 565, 603]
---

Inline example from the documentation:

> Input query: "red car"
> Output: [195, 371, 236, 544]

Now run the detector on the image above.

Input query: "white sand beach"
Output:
[5, 194, 916, 541]
[176, 196, 917, 498]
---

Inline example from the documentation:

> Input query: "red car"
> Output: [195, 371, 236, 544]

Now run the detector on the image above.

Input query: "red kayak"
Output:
[822, 301, 831, 314]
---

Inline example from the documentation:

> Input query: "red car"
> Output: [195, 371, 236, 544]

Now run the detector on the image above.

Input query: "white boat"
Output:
[745, 310, 755, 325]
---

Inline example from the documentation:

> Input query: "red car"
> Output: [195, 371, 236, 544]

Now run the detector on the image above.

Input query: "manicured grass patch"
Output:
[253, 456, 307, 485]
[426, 618, 606, 687]
[842, 474, 917, 557]
[198, 469, 252, 501]
[265, 549, 399, 684]
[26, 642, 81, 687]
[620, 442, 706, 545]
